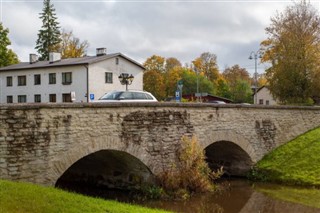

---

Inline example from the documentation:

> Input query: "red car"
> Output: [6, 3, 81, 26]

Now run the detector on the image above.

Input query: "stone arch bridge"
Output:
[0, 103, 320, 188]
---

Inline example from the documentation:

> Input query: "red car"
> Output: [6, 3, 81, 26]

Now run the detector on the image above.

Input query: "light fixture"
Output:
[118, 73, 134, 91]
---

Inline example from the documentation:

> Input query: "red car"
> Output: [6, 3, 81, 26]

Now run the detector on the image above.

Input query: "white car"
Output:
[96, 90, 158, 102]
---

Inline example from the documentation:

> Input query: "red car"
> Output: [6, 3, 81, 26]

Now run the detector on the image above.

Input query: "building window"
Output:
[18, 95, 27, 103]
[105, 72, 113, 83]
[6, 76, 12, 87]
[49, 94, 56, 103]
[115, 57, 119, 65]
[62, 72, 72, 85]
[49, 73, 56, 84]
[266, 100, 270, 105]
[259, 99, 263, 105]
[34, 94, 41, 103]
[18, 76, 26, 86]
[7, 96, 13, 103]
[62, 93, 72, 102]
[34, 74, 41, 85]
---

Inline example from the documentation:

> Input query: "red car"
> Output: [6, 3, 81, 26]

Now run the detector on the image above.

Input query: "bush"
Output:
[156, 136, 223, 199]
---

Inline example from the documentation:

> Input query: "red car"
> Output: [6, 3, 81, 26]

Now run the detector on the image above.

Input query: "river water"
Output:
[60, 179, 320, 213]
[138, 179, 320, 213]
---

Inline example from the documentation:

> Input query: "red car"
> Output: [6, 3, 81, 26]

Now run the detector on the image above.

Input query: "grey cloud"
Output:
[3, 1, 290, 75]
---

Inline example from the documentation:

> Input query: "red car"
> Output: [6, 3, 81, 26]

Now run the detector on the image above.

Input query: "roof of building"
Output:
[0, 53, 145, 72]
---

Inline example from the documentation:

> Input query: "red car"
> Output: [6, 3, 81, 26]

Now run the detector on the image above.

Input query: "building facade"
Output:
[256, 86, 277, 105]
[0, 48, 144, 103]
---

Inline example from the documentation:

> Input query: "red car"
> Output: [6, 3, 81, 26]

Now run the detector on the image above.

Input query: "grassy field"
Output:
[251, 127, 320, 186]
[0, 179, 170, 213]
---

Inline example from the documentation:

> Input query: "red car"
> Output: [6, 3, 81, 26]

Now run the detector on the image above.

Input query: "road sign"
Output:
[90, 94, 95, 100]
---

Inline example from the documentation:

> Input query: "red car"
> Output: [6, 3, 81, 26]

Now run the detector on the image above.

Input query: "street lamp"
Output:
[118, 73, 134, 91]
[248, 50, 262, 104]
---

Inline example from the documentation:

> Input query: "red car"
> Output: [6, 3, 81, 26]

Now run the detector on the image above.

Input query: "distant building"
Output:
[256, 86, 277, 105]
[0, 48, 144, 103]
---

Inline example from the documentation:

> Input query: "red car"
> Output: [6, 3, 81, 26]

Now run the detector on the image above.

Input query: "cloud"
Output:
[2, 0, 296, 75]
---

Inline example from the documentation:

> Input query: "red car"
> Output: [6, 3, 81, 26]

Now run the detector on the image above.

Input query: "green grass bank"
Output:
[249, 126, 320, 186]
[0, 179, 170, 213]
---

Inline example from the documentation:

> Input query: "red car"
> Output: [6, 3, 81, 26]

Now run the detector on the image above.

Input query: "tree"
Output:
[0, 23, 18, 67]
[59, 29, 89, 59]
[222, 65, 252, 102]
[143, 55, 165, 73]
[180, 68, 215, 96]
[35, 0, 61, 61]
[192, 52, 219, 82]
[165, 57, 181, 72]
[143, 70, 166, 100]
[261, 1, 320, 104]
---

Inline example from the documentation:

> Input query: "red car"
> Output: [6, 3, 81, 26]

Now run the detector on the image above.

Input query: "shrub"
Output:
[156, 136, 223, 199]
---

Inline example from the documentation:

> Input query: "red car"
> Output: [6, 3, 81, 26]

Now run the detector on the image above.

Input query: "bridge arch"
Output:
[46, 136, 153, 186]
[200, 130, 257, 176]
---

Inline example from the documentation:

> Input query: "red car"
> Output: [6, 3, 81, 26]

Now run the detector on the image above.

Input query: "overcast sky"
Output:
[1, 0, 320, 75]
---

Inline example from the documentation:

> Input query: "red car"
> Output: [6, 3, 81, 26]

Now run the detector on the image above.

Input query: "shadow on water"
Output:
[57, 179, 320, 213]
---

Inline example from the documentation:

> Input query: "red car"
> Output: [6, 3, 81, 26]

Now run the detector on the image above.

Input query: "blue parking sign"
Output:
[90, 94, 95, 100]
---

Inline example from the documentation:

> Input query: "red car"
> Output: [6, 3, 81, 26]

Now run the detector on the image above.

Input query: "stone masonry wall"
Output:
[0, 103, 320, 186]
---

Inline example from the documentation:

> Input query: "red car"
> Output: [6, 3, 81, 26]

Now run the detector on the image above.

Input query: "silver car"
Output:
[96, 90, 158, 102]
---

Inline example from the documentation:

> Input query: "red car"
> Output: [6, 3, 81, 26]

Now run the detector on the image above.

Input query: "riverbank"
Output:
[0, 179, 170, 213]
[250, 127, 320, 186]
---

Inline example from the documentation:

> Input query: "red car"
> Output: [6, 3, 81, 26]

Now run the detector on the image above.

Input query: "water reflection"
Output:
[139, 180, 320, 213]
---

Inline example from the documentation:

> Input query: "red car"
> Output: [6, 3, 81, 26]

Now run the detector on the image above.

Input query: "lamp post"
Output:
[248, 50, 262, 104]
[118, 73, 134, 91]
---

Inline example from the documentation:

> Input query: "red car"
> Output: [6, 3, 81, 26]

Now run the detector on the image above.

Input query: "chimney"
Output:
[49, 52, 61, 63]
[29, 54, 38, 64]
[96, 48, 107, 56]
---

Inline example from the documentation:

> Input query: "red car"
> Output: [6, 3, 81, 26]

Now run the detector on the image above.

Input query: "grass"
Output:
[256, 184, 320, 209]
[251, 126, 320, 186]
[0, 179, 171, 213]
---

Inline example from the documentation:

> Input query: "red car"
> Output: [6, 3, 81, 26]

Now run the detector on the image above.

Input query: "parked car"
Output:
[96, 90, 158, 102]
[208, 100, 226, 104]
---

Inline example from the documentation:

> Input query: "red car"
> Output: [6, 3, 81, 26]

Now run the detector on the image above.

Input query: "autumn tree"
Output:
[261, 1, 320, 104]
[165, 57, 182, 72]
[143, 55, 165, 73]
[0, 23, 18, 67]
[59, 29, 89, 59]
[163, 57, 183, 97]
[215, 76, 231, 99]
[143, 70, 166, 100]
[143, 55, 166, 100]
[193, 52, 219, 82]
[35, 0, 61, 61]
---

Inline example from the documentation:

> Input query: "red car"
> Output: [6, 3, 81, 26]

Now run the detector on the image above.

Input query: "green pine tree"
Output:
[0, 23, 19, 67]
[35, 0, 61, 61]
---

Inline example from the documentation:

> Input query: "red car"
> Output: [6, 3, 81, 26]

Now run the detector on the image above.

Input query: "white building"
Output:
[256, 86, 278, 105]
[0, 48, 144, 103]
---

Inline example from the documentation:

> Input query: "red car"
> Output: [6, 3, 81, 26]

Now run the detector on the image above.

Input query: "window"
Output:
[49, 94, 56, 103]
[62, 72, 72, 85]
[62, 93, 72, 102]
[18, 95, 27, 103]
[266, 100, 270, 105]
[18, 76, 26, 86]
[49, 73, 56, 84]
[34, 74, 41, 85]
[34, 94, 41, 103]
[6, 76, 12, 87]
[105, 72, 113, 83]
[259, 99, 263, 105]
[115, 57, 119, 65]
[7, 96, 13, 103]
